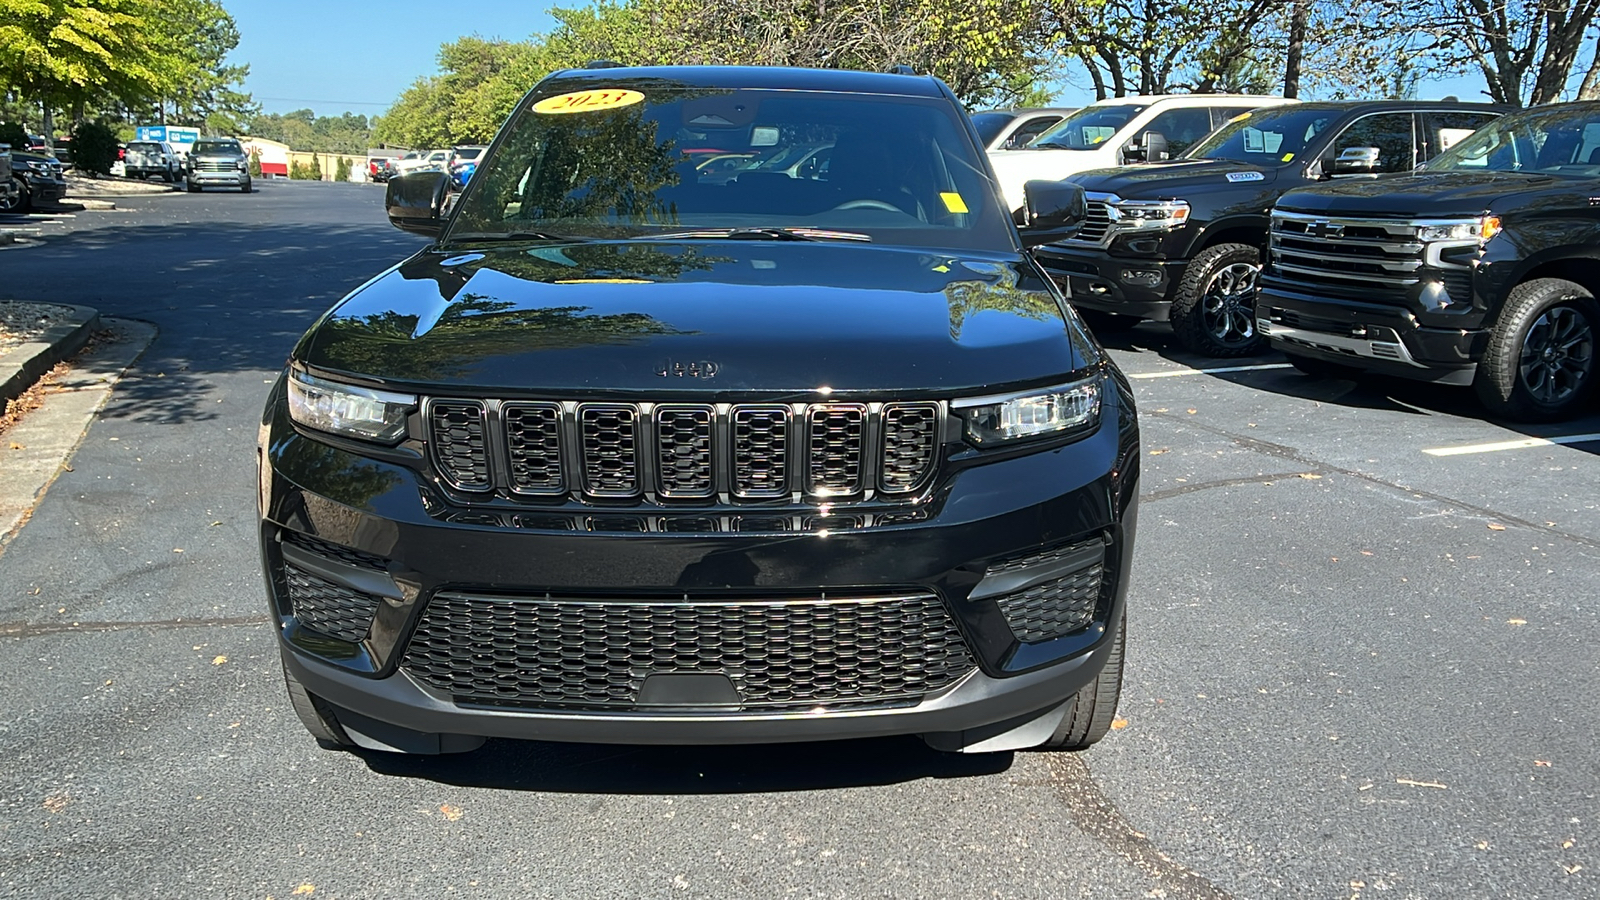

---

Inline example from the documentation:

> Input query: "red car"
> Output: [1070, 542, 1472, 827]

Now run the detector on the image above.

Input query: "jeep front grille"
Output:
[425, 399, 942, 504]
[402, 590, 976, 712]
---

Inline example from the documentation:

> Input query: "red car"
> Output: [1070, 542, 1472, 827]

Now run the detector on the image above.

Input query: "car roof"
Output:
[1268, 99, 1508, 112]
[1085, 94, 1292, 107]
[972, 108, 1079, 117]
[538, 65, 946, 98]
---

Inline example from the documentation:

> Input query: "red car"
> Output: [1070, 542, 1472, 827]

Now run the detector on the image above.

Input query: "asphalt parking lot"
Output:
[0, 180, 1595, 899]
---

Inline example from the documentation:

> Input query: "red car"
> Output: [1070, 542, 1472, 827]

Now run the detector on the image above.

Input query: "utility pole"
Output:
[1283, 0, 1307, 99]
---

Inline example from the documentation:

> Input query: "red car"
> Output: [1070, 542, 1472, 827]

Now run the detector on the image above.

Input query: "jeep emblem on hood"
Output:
[657, 359, 719, 378]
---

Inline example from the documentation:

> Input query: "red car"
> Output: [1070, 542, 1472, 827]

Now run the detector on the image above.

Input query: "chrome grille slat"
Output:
[806, 404, 866, 495]
[731, 405, 790, 499]
[503, 402, 564, 494]
[880, 403, 938, 493]
[655, 405, 714, 498]
[579, 404, 640, 496]
[1269, 211, 1428, 296]
[428, 400, 491, 491]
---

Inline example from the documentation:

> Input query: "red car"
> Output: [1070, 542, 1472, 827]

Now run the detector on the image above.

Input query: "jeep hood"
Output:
[295, 241, 1090, 397]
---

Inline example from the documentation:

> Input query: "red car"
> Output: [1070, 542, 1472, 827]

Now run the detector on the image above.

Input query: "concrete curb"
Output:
[58, 199, 114, 210]
[0, 304, 101, 406]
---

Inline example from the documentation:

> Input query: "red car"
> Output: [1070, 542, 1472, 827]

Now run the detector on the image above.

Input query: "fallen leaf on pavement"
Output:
[1475, 840, 1489, 850]
[440, 804, 464, 821]
[1298, 473, 1322, 479]
[1186, 408, 1197, 414]
[1536, 760, 1552, 767]
[292, 886, 315, 896]
[1396, 778, 1448, 789]
[8, 442, 21, 450]
[1508, 619, 1527, 626]
[1149, 449, 1168, 455]
[1487, 523, 1506, 531]
[1562, 864, 1583, 875]
[42, 793, 70, 813]
[1110, 718, 1129, 730]
[211, 655, 227, 665]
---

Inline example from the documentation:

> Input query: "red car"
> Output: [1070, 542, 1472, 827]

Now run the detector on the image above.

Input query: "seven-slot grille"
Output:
[195, 159, 238, 172]
[401, 591, 976, 711]
[1268, 211, 1425, 297]
[425, 399, 941, 503]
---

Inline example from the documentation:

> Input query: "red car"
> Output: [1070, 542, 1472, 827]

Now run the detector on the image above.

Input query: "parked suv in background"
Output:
[987, 94, 1297, 215]
[1038, 101, 1504, 355]
[185, 138, 251, 193]
[1, 150, 67, 213]
[970, 108, 1079, 151]
[0, 143, 17, 210]
[260, 64, 1138, 757]
[1259, 101, 1600, 421]
[123, 140, 183, 181]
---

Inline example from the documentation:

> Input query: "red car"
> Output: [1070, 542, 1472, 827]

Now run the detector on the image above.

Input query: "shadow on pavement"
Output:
[356, 735, 1013, 793]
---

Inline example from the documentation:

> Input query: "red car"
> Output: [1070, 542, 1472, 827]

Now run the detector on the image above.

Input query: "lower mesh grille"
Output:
[402, 592, 975, 711]
[283, 564, 382, 643]
[990, 537, 1106, 643]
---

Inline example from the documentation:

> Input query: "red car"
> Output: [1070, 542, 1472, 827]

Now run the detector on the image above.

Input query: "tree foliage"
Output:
[248, 109, 375, 154]
[68, 119, 117, 172]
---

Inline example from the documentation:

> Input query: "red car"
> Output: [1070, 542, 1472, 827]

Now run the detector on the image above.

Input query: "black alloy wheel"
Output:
[1171, 242, 1264, 357]
[1476, 278, 1600, 422]
[0, 176, 32, 214]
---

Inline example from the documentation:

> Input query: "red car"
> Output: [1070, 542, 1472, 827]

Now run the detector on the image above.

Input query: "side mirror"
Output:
[1123, 131, 1169, 163]
[1017, 180, 1087, 248]
[1331, 146, 1380, 177]
[386, 171, 450, 237]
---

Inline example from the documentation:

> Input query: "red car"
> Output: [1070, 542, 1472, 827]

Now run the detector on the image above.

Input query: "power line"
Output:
[254, 96, 391, 107]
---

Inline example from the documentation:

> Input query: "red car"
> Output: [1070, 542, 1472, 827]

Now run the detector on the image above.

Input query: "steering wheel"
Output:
[830, 198, 903, 212]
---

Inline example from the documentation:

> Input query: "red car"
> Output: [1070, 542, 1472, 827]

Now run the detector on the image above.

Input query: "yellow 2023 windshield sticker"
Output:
[940, 192, 969, 213]
[533, 89, 645, 115]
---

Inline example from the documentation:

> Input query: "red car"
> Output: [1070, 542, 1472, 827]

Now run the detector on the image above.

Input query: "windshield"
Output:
[1425, 104, 1600, 175]
[1032, 104, 1146, 150]
[128, 142, 160, 152]
[970, 112, 1012, 146]
[454, 147, 484, 161]
[448, 82, 1011, 250]
[1184, 106, 1341, 164]
[193, 140, 241, 155]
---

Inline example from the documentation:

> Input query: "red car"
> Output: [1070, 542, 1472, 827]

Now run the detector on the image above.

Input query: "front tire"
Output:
[282, 662, 355, 749]
[1, 177, 32, 214]
[1475, 278, 1600, 422]
[186, 180, 200, 193]
[1171, 243, 1263, 357]
[1034, 613, 1125, 751]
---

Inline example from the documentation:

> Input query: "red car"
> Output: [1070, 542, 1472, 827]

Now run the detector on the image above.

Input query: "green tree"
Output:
[144, 0, 257, 131]
[309, 153, 322, 180]
[247, 146, 261, 177]
[68, 119, 118, 173]
[334, 155, 351, 181]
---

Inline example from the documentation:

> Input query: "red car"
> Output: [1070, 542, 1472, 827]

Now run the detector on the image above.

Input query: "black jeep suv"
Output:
[1259, 101, 1600, 421]
[1037, 101, 1503, 356]
[259, 65, 1139, 755]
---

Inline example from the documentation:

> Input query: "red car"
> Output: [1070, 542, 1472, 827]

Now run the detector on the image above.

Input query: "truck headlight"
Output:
[1110, 199, 1190, 232]
[287, 370, 414, 444]
[954, 376, 1101, 445]
[1417, 216, 1499, 242]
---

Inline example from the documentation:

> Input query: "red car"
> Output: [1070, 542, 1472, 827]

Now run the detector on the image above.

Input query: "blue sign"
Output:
[134, 126, 200, 145]
[135, 125, 166, 141]
[168, 128, 199, 145]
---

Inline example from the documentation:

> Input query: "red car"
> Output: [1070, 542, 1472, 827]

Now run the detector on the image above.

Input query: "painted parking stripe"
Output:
[1127, 363, 1293, 380]
[1423, 433, 1600, 457]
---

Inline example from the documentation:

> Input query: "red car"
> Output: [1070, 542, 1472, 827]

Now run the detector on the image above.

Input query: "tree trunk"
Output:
[41, 102, 54, 151]
[1578, 45, 1600, 99]
[1080, 51, 1107, 101]
[1284, 0, 1307, 98]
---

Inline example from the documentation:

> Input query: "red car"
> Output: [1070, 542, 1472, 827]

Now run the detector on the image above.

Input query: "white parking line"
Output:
[1127, 363, 1293, 380]
[1423, 433, 1600, 457]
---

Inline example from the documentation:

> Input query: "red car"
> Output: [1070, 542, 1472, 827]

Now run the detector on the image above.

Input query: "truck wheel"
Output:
[1475, 278, 1599, 422]
[1171, 243, 1263, 357]
[1077, 310, 1140, 335]
[283, 662, 355, 749]
[1034, 613, 1125, 751]
[1284, 352, 1359, 380]
[186, 181, 200, 193]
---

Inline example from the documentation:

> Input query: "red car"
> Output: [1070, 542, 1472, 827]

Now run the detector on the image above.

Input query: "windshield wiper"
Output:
[445, 230, 577, 244]
[1031, 141, 1076, 150]
[640, 227, 872, 243]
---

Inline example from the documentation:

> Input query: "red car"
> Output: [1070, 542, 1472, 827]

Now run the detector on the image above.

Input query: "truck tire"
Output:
[1, 177, 32, 214]
[1034, 613, 1125, 751]
[282, 661, 355, 749]
[1170, 243, 1263, 357]
[186, 181, 200, 193]
[1475, 278, 1599, 422]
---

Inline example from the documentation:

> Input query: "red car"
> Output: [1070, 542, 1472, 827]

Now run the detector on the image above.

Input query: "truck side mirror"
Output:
[1123, 131, 1169, 163]
[386, 171, 450, 238]
[1331, 146, 1380, 177]
[1017, 180, 1087, 248]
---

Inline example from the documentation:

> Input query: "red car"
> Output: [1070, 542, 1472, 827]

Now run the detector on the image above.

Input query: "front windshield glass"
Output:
[1032, 105, 1146, 150]
[193, 140, 241, 154]
[1425, 104, 1600, 174]
[448, 83, 1010, 250]
[1184, 106, 1342, 164]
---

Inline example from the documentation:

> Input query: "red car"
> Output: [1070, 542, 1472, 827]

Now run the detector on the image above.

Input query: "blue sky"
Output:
[230, 1, 1493, 119]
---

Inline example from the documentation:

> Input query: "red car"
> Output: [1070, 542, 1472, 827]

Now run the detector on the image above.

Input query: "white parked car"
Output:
[986, 94, 1298, 214]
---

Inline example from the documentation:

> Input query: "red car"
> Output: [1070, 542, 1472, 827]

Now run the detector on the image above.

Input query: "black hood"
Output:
[1275, 171, 1563, 217]
[1069, 159, 1281, 198]
[295, 241, 1089, 397]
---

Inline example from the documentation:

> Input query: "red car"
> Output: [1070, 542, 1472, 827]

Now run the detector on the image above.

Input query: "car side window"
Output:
[1422, 111, 1500, 161]
[1328, 113, 1416, 173]
[1003, 116, 1061, 149]
[1139, 107, 1216, 157]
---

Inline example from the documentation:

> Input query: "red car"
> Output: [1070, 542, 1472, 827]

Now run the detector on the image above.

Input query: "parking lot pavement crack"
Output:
[1047, 754, 1237, 900]
[1149, 410, 1600, 553]
[1143, 471, 1324, 503]
[0, 614, 269, 639]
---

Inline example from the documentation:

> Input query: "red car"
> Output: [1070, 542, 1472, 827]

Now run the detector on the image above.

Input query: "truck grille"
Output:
[425, 399, 942, 504]
[1051, 196, 1113, 247]
[195, 160, 238, 172]
[402, 591, 976, 711]
[1268, 211, 1424, 297]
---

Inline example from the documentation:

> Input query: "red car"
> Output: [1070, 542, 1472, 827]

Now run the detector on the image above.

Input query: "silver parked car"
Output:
[969, 107, 1080, 151]
[123, 140, 183, 182]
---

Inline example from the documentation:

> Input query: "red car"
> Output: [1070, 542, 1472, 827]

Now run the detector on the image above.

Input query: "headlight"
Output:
[953, 376, 1101, 445]
[286, 370, 415, 443]
[236, 159, 248, 171]
[1417, 216, 1499, 242]
[1110, 199, 1190, 231]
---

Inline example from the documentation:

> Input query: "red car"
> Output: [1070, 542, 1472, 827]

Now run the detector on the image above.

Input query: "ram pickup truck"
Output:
[1036, 101, 1504, 355]
[1258, 101, 1600, 421]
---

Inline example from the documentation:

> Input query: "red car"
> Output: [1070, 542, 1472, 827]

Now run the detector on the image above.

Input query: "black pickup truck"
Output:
[1035, 101, 1504, 356]
[1259, 101, 1600, 421]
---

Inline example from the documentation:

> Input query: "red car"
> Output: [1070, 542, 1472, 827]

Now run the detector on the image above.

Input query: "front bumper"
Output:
[22, 175, 66, 204]
[1033, 246, 1183, 320]
[1257, 282, 1484, 385]
[259, 373, 1140, 748]
[189, 170, 249, 185]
